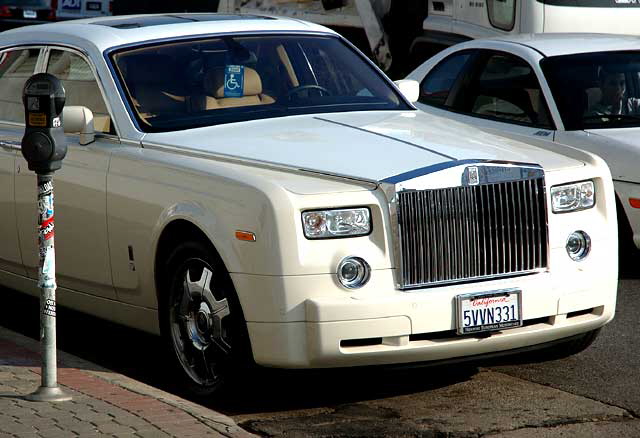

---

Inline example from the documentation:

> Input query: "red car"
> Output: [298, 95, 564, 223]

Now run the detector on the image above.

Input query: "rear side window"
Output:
[0, 48, 40, 124]
[419, 52, 471, 108]
[46, 49, 112, 133]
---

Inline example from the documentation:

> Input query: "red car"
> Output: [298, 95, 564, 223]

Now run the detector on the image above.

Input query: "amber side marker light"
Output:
[235, 230, 256, 242]
[630, 198, 640, 209]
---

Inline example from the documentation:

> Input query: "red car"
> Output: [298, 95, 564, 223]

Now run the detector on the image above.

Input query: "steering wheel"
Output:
[286, 84, 332, 98]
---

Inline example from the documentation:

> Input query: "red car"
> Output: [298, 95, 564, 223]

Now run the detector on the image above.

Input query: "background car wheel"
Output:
[160, 240, 248, 397]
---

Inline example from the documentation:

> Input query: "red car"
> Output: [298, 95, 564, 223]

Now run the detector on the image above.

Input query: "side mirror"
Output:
[62, 106, 94, 145]
[394, 79, 420, 104]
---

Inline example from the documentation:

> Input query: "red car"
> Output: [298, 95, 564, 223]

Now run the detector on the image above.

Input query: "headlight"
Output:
[550, 180, 595, 213]
[302, 207, 371, 239]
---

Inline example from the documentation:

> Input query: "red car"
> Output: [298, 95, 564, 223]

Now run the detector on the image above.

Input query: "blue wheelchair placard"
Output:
[224, 65, 244, 98]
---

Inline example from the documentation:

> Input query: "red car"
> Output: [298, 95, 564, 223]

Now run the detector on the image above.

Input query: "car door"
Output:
[0, 47, 42, 276]
[415, 48, 556, 144]
[14, 47, 117, 299]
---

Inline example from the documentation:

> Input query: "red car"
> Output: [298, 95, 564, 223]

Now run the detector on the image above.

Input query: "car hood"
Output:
[142, 111, 583, 182]
[581, 128, 640, 182]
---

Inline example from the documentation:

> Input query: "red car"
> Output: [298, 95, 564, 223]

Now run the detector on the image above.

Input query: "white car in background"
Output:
[406, 34, 640, 253]
[0, 16, 618, 396]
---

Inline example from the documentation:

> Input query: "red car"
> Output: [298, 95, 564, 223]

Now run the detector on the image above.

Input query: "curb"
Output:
[0, 326, 258, 438]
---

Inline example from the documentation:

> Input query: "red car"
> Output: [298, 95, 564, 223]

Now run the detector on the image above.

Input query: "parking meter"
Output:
[21, 73, 67, 174]
[22, 73, 71, 402]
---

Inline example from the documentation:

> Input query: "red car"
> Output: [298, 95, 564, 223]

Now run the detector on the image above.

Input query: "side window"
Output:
[419, 52, 472, 108]
[487, 0, 516, 31]
[46, 49, 112, 134]
[0, 48, 40, 124]
[466, 52, 552, 129]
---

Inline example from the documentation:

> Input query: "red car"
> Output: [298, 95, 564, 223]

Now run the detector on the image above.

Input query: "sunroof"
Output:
[93, 14, 274, 29]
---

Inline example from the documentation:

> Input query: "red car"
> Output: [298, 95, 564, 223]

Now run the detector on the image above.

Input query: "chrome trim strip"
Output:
[0, 140, 21, 151]
[383, 159, 543, 185]
[403, 269, 545, 290]
[141, 141, 380, 188]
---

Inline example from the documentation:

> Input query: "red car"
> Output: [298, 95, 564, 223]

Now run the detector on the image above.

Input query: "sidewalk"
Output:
[0, 327, 258, 438]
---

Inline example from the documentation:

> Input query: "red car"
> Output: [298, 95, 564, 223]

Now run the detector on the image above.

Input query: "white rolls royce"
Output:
[0, 15, 617, 396]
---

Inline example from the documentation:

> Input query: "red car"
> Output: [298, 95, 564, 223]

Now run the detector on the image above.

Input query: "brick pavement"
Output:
[0, 328, 258, 438]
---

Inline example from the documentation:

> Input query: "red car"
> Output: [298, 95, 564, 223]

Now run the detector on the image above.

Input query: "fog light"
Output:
[337, 256, 370, 289]
[566, 231, 591, 261]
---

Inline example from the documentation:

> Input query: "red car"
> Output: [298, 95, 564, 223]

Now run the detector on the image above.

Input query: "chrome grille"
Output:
[396, 178, 548, 288]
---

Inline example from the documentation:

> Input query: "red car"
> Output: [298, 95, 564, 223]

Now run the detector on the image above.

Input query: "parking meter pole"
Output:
[22, 73, 70, 402]
[26, 174, 70, 402]
[38, 174, 56, 390]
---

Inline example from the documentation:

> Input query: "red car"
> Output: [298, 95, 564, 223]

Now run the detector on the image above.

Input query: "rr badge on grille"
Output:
[468, 166, 479, 185]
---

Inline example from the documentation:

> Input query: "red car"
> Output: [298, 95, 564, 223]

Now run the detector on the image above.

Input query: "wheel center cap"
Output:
[196, 310, 209, 333]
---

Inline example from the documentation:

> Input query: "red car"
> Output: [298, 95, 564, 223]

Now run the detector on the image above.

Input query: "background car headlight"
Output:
[302, 207, 371, 239]
[550, 180, 595, 213]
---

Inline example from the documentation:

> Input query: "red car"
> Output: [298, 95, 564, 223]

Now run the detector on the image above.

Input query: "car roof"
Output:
[0, 13, 337, 52]
[488, 33, 640, 58]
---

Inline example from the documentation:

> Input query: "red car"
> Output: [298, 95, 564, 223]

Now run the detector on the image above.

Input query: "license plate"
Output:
[87, 2, 101, 10]
[456, 288, 522, 335]
[23, 9, 37, 18]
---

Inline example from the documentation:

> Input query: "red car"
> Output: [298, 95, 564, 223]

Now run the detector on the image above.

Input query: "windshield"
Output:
[541, 51, 640, 130]
[111, 34, 408, 132]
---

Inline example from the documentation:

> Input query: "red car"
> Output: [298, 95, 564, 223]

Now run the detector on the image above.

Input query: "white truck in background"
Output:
[425, 0, 640, 45]
[216, 0, 427, 74]
[217, 0, 640, 76]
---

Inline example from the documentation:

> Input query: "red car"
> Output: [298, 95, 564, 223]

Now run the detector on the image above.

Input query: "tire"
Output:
[538, 329, 601, 361]
[159, 240, 248, 397]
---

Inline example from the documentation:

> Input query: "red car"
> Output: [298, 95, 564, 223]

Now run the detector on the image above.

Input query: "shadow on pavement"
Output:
[0, 286, 478, 416]
[207, 363, 478, 415]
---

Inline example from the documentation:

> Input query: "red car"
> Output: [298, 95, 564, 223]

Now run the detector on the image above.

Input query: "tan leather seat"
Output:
[203, 67, 274, 109]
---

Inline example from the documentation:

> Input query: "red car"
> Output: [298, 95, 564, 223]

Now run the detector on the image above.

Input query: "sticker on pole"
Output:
[39, 247, 56, 290]
[224, 65, 244, 98]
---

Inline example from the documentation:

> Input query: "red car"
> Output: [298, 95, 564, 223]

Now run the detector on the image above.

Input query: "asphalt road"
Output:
[1, 269, 638, 437]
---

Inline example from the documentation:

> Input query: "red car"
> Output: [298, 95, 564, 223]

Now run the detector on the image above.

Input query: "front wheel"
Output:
[161, 241, 246, 396]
